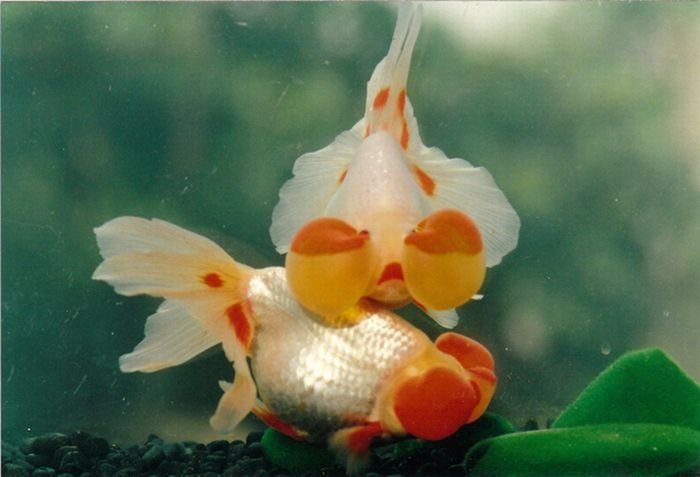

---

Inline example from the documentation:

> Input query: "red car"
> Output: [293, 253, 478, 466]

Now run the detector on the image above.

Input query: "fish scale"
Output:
[248, 268, 424, 437]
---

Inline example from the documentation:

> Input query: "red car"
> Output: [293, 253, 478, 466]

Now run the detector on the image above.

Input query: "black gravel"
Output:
[1, 428, 482, 477]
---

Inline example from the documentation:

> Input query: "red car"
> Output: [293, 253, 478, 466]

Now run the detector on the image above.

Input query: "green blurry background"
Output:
[2, 2, 699, 445]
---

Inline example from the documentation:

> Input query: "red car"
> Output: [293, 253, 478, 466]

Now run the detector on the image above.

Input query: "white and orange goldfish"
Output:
[271, 4, 520, 328]
[93, 217, 496, 471]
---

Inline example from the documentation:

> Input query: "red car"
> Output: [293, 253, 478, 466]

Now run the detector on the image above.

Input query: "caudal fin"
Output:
[93, 216, 257, 432]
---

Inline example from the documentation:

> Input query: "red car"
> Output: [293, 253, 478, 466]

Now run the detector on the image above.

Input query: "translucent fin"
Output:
[93, 217, 254, 338]
[210, 338, 257, 433]
[364, 4, 422, 146]
[270, 124, 364, 254]
[93, 217, 258, 432]
[425, 308, 459, 329]
[365, 4, 422, 116]
[403, 103, 520, 267]
[119, 300, 220, 373]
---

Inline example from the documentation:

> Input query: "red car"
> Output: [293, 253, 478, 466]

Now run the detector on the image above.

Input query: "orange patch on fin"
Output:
[405, 209, 483, 255]
[253, 407, 305, 440]
[435, 332, 495, 371]
[338, 169, 348, 184]
[397, 89, 406, 115]
[412, 165, 435, 196]
[346, 422, 384, 455]
[394, 367, 477, 440]
[226, 302, 252, 349]
[202, 272, 224, 288]
[377, 262, 404, 285]
[400, 121, 409, 150]
[290, 218, 369, 256]
[373, 87, 390, 109]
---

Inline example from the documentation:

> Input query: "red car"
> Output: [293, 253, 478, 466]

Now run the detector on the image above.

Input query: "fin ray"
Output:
[119, 300, 220, 373]
[270, 125, 363, 254]
[408, 141, 520, 267]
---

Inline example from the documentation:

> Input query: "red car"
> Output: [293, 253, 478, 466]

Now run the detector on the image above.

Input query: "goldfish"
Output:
[270, 4, 520, 328]
[93, 217, 496, 472]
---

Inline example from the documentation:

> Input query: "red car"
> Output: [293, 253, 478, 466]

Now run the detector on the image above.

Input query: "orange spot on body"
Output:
[290, 218, 370, 256]
[397, 89, 406, 115]
[373, 87, 390, 109]
[226, 302, 252, 349]
[338, 169, 348, 184]
[377, 262, 404, 285]
[400, 121, 409, 150]
[435, 332, 495, 371]
[202, 272, 224, 288]
[394, 367, 477, 440]
[412, 165, 435, 196]
[405, 209, 483, 255]
[346, 422, 384, 454]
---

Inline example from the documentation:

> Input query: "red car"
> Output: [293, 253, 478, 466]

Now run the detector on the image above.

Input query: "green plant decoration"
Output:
[464, 348, 700, 476]
[260, 428, 336, 474]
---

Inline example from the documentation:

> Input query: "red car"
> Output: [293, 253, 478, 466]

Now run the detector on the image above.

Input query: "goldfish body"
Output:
[93, 217, 496, 472]
[271, 5, 520, 328]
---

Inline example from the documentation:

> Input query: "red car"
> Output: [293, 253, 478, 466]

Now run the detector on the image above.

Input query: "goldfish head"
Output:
[286, 209, 485, 324]
[379, 332, 496, 441]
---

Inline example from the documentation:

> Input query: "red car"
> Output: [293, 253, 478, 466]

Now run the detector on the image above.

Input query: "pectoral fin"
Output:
[402, 209, 486, 311]
[286, 217, 379, 318]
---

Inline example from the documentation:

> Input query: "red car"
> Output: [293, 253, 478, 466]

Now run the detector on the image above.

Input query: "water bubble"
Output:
[663, 310, 670, 317]
[600, 343, 611, 355]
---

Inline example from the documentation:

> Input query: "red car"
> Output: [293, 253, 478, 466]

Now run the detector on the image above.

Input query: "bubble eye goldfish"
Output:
[93, 217, 496, 472]
[270, 4, 520, 328]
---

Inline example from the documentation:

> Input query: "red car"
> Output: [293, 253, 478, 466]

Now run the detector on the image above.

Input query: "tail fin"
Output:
[364, 3, 422, 144]
[93, 217, 257, 432]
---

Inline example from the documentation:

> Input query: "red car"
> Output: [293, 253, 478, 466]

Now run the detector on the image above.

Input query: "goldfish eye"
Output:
[286, 217, 378, 318]
[393, 367, 477, 441]
[402, 209, 486, 311]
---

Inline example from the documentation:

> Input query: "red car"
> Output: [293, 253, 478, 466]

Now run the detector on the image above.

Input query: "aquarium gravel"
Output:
[0, 411, 515, 477]
[1, 427, 488, 477]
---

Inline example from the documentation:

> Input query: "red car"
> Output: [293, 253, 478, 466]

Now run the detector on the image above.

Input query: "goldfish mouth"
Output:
[376, 262, 404, 285]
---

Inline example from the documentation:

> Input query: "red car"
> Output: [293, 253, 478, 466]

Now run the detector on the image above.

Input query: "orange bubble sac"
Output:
[286, 217, 378, 318]
[393, 367, 478, 441]
[436, 332, 497, 423]
[402, 209, 486, 310]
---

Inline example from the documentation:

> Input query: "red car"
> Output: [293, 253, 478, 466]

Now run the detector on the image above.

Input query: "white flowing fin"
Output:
[365, 3, 422, 116]
[94, 217, 254, 336]
[400, 98, 520, 267]
[270, 123, 363, 254]
[93, 216, 258, 432]
[210, 336, 257, 433]
[425, 307, 459, 329]
[364, 4, 422, 147]
[119, 300, 220, 373]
